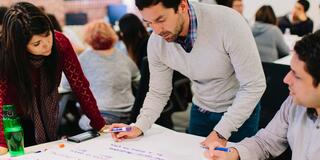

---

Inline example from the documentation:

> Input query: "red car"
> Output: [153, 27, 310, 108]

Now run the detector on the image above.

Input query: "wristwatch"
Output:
[215, 131, 226, 140]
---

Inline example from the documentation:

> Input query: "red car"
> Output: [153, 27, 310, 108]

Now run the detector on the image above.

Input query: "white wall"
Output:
[124, 0, 320, 31]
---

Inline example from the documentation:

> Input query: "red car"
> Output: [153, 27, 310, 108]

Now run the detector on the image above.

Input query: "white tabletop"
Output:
[2, 124, 206, 160]
[283, 34, 301, 52]
[274, 54, 292, 66]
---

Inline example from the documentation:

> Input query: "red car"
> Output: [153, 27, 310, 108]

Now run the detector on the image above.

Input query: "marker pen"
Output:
[103, 127, 132, 133]
[202, 146, 231, 152]
[214, 147, 231, 152]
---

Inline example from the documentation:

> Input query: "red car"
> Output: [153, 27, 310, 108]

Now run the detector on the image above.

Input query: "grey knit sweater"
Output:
[135, 2, 266, 139]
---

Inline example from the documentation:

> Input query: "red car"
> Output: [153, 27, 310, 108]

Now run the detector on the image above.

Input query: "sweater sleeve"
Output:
[55, 32, 106, 129]
[232, 97, 291, 160]
[0, 79, 8, 148]
[214, 12, 266, 139]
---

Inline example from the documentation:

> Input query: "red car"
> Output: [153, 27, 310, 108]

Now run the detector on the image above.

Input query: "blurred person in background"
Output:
[61, 20, 140, 130]
[119, 13, 150, 71]
[229, 0, 244, 16]
[252, 5, 290, 62]
[216, 0, 243, 16]
[216, 0, 249, 24]
[278, 0, 313, 36]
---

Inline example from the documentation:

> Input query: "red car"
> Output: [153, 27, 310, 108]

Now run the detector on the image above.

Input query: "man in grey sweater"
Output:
[205, 30, 320, 160]
[110, 0, 266, 147]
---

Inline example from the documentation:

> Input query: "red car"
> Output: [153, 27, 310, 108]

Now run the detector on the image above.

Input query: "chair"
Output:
[58, 92, 83, 136]
[260, 62, 290, 128]
[58, 91, 76, 124]
[260, 62, 291, 160]
[65, 12, 88, 25]
[130, 57, 192, 129]
[170, 71, 192, 113]
[106, 4, 127, 26]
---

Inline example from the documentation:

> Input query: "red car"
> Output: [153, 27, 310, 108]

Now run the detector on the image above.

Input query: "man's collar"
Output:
[307, 108, 318, 122]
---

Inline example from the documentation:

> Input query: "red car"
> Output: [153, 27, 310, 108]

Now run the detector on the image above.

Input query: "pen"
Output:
[103, 127, 132, 133]
[32, 143, 64, 153]
[214, 147, 231, 152]
[33, 148, 48, 153]
[201, 146, 231, 152]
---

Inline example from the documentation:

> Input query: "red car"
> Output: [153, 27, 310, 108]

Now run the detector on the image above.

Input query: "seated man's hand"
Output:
[201, 131, 227, 148]
[109, 123, 142, 142]
[203, 142, 239, 160]
[0, 146, 8, 155]
[293, 10, 307, 22]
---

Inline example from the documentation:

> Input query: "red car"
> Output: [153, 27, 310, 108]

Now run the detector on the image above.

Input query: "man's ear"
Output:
[179, 0, 189, 12]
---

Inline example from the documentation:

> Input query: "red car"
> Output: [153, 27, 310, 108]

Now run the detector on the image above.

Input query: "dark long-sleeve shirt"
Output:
[278, 15, 313, 37]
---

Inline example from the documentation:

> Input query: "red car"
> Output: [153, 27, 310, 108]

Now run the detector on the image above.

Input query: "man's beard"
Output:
[159, 31, 179, 42]
[159, 14, 184, 42]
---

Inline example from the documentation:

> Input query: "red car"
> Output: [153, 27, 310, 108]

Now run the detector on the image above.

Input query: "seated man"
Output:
[204, 31, 320, 160]
[278, 0, 313, 37]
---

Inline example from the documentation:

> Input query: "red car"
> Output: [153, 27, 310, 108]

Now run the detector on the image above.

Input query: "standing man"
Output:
[205, 31, 320, 160]
[110, 0, 266, 146]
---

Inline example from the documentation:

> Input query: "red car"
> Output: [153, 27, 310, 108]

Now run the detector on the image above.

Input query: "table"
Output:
[274, 54, 292, 66]
[2, 124, 206, 160]
[283, 34, 301, 51]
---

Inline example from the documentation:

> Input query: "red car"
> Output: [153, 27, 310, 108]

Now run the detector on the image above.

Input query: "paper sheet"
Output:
[8, 125, 206, 160]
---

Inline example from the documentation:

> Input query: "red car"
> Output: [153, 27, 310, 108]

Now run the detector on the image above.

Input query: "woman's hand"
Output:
[0, 146, 8, 155]
[99, 124, 110, 133]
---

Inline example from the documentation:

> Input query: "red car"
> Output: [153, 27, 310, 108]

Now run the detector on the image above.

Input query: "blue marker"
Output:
[202, 146, 231, 152]
[214, 147, 231, 152]
[104, 127, 132, 133]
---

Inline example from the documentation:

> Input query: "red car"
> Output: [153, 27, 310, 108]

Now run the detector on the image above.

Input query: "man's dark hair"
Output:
[135, 0, 181, 12]
[0, 6, 8, 25]
[216, 0, 229, 6]
[119, 13, 149, 66]
[297, 0, 310, 12]
[294, 30, 320, 87]
[216, 0, 241, 8]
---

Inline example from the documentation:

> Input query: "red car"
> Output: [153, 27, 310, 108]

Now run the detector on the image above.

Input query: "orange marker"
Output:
[58, 143, 65, 148]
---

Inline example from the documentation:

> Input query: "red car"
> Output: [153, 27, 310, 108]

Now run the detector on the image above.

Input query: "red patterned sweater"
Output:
[0, 32, 105, 147]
